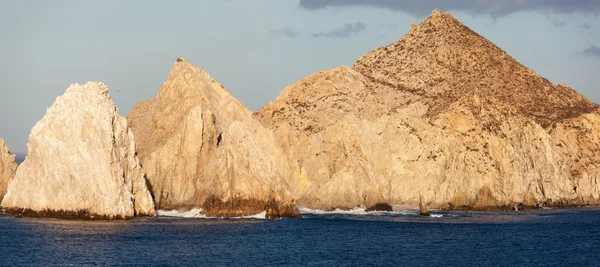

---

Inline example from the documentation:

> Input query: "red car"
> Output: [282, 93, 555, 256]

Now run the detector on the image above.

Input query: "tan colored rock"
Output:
[0, 138, 17, 203]
[549, 107, 600, 204]
[1, 82, 156, 219]
[128, 58, 300, 218]
[354, 10, 596, 127]
[256, 10, 600, 211]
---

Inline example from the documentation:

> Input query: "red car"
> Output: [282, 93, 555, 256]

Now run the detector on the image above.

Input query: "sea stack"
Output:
[1, 82, 156, 219]
[128, 58, 300, 218]
[256, 10, 600, 211]
[0, 138, 17, 203]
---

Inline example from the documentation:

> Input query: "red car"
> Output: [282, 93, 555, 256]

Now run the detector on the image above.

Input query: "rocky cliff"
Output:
[1, 82, 156, 219]
[0, 138, 17, 203]
[256, 10, 600, 210]
[128, 58, 300, 218]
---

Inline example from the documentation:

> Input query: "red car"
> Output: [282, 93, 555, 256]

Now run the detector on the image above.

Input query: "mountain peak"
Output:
[425, 9, 459, 25]
[406, 10, 467, 34]
[128, 58, 252, 158]
[354, 10, 596, 127]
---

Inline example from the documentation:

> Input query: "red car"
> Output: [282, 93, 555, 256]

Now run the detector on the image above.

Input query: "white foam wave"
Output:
[156, 208, 267, 219]
[241, 211, 267, 219]
[430, 214, 443, 218]
[157, 208, 205, 218]
[300, 207, 369, 215]
[299, 207, 419, 216]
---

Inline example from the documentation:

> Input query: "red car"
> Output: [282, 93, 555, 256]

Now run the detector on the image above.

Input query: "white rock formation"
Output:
[1, 82, 155, 219]
[0, 138, 17, 203]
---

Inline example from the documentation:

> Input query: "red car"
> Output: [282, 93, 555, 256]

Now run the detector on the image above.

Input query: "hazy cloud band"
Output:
[299, 0, 600, 17]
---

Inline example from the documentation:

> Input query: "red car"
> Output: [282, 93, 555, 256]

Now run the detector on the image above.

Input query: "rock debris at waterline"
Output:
[127, 58, 301, 219]
[1, 82, 156, 219]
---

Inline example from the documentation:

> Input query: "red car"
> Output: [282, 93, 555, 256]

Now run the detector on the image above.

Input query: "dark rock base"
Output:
[444, 199, 592, 211]
[2, 207, 132, 220]
[265, 199, 302, 219]
[365, 203, 393, 212]
[202, 196, 302, 219]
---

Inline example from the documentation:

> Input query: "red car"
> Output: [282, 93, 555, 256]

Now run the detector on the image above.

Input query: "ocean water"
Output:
[1, 208, 599, 266]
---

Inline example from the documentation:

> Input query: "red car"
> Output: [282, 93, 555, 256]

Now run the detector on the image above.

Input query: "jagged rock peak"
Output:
[1, 82, 156, 219]
[129, 58, 252, 161]
[354, 10, 597, 127]
[0, 138, 17, 203]
[128, 59, 300, 218]
[411, 10, 465, 31]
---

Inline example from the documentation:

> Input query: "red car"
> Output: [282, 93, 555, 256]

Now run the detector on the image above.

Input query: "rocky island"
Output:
[0, 138, 17, 203]
[1, 82, 156, 219]
[2, 10, 599, 220]
[255, 10, 600, 211]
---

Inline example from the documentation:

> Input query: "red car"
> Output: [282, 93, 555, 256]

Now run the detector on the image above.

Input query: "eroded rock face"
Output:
[128, 58, 300, 218]
[549, 108, 600, 204]
[1, 82, 156, 219]
[256, 10, 600, 210]
[0, 138, 17, 203]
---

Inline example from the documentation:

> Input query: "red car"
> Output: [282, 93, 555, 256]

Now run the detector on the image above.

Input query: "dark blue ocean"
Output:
[1, 207, 599, 266]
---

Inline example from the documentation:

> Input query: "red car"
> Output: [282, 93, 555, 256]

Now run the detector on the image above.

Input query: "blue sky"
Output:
[1, 0, 599, 153]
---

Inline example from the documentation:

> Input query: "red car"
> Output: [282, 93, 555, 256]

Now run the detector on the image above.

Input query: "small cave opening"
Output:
[216, 133, 222, 147]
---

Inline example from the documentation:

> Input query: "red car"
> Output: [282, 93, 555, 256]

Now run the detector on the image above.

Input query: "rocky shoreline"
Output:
[1, 10, 599, 220]
[1, 208, 146, 220]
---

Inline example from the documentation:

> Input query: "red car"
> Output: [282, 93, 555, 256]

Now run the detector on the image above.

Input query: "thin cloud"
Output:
[582, 23, 593, 30]
[311, 22, 367, 38]
[269, 27, 298, 38]
[299, 0, 600, 18]
[582, 43, 600, 58]
[552, 20, 565, 27]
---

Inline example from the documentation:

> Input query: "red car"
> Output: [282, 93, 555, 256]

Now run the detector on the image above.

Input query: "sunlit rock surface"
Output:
[256, 10, 600, 210]
[1, 82, 156, 219]
[128, 59, 300, 218]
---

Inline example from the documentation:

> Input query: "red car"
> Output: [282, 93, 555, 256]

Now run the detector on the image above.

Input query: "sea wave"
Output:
[243, 211, 267, 219]
[299, 207, 443, 217]
[156, 208, 267, 219]
[157, 208, 205, 218]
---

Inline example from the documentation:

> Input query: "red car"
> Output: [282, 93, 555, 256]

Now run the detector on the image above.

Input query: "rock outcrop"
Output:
[1, 82, 156, 219]
[0, 138, 17, 203]
[256, 10, 600, 211]
[419, 193, 430, 217]
[127, 58, 300, 218]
